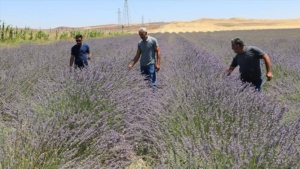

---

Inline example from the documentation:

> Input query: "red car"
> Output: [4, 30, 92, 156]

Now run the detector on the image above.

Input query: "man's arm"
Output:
[87, 52, 92, 60]
[128, 49, 142, 70]
[154, 46, 161, 72]
[226, 56, 238, 76]
[70, 55, 75, 67]
[262, 53, 273, 81]
[87, 45, 92, 60]
[226, 66, 236, 76]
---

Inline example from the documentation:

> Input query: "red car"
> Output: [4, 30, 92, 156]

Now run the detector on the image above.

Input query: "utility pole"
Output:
[142, 15, 144, 26]
[122, 0, 131, 27]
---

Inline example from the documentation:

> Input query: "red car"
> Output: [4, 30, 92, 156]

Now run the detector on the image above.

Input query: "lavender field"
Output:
[0, 29, 300, 168]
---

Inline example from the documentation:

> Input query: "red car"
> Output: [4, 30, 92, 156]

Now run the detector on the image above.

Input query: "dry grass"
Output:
[38, 18, 300, 35]
[68, 17, 300, 34]
[151, 18, 300, 33]
[126, 158, 152, 169]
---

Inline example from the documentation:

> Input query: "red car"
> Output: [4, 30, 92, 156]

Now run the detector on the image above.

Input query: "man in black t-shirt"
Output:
[226, 38, 273, 91]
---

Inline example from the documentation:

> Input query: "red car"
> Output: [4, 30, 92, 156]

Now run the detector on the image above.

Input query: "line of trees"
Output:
[0, 21, 127, 43]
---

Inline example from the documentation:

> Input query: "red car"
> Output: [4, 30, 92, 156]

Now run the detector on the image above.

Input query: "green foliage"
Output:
[35, 30, 49, 40]
[0, 21, 129, 46]
[55, 30, 59, 39]
[20, 29, 27, 40]
[70, 30, 82, 38]
[1, 22, 5, 41]
[59, 31, 68, 40]
[87, 30, 104, 38]
[29, 30, 33, 40]
[9, 27, 14, 39]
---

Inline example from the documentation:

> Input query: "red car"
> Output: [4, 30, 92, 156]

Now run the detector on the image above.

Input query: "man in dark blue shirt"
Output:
[70, 34, 91, 70]
[226, 37, 273, 91]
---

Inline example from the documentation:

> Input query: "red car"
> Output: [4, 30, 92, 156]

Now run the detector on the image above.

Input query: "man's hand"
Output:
[128, 50, 141, 71]
[69, 66, 73, 73]
[225, 68, 232, 76]
[266, 72, 273, 81]
[225, 66, 235, 76]
[225, 68, 231, 75]
[263, 54, 272, 81]
[87, 56, 91, 60]
[155, 64, 160, 72]
[128, 64, 133, 70]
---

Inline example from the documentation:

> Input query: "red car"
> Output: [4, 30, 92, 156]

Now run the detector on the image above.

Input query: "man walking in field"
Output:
[226, 37, 273, 91]
[128, 27, 161, 90]
[69, 34, 91, 70]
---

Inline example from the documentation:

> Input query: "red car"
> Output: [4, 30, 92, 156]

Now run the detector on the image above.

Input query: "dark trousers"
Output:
[75, 60, 88, 69]
[242, 75, 264, 91]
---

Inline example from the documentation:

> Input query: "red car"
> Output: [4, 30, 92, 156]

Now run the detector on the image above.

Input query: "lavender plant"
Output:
[0, 29, 299, 168]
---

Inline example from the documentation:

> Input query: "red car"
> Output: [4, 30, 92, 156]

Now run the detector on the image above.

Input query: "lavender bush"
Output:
[0, 29, 300, 168]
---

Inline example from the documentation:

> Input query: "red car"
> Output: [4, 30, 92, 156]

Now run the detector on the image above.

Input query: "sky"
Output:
[0, 0, 299, 29]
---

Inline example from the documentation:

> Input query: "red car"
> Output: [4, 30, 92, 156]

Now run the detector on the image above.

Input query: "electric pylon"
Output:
[122, 0, 131, 27]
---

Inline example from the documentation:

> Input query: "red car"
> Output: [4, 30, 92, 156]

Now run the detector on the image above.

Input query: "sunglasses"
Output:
[76, 39, 82, 42]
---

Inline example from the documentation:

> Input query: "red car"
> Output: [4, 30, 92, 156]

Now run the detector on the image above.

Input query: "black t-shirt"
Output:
[230, 46, 265, 82]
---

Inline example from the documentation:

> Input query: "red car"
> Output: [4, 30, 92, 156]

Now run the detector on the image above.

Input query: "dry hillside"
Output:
[152, 18, 300, 33]
[51, 18, 300, 34]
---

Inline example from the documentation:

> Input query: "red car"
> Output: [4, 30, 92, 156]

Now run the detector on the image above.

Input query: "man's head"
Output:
[231, 37, 245, 53]
[138, 27, 148, 41]
[75, 34, 83, 45]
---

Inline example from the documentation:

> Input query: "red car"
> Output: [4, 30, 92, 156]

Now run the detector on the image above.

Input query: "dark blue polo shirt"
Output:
[71, 43, 90, 66]
[230, 46, 265, 82]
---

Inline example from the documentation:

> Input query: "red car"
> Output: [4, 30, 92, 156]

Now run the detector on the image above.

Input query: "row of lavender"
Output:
[0, 29, 299, 168]
[179, 29, 300, 122]
[155, 30, 300, 168]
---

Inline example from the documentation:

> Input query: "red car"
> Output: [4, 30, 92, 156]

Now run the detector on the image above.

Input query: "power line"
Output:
[0, 0, 1, 22]
[117, 8, 121, 25]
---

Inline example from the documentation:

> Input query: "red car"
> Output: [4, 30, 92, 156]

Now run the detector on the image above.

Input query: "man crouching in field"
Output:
[226, 37, 273, 91]
[69, 34, 91, 71]
[128, 27, 161, 91]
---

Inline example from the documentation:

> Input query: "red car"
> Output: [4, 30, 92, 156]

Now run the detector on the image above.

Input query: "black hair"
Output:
[231, 37, 245, 47]
[75, 34, 83, 39]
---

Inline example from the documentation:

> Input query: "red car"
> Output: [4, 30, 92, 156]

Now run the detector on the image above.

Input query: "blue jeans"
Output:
[140, 64, 157, 86]
[251, 75, 264, 91]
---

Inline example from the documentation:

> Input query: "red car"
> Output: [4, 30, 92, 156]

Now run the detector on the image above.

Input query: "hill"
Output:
[47, 18, 300, 34]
